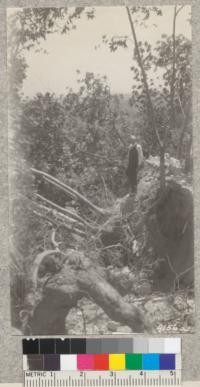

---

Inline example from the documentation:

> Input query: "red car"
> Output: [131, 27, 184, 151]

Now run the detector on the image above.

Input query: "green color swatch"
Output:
[125, 354, 142, 370]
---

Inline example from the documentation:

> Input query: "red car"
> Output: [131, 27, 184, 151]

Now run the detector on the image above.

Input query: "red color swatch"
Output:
[94, 354, 109, 370]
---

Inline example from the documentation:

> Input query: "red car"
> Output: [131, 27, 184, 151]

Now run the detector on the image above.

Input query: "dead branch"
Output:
[36, 193, 97, 231]
[31, 208, 57, 226]
[176, 265, 194, 281]
[25, 249, 59, 309]
[165, 254, 179, 292]
[51, 229, 60, 250]
[32, 208, 87, 240]
[31, 199, 87, 237]
[101, 243, 128, 252]
[52, 221, 86, 238]
[31, 168, 110, 216]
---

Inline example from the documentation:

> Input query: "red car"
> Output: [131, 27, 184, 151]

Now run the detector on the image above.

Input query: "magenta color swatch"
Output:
[77, 354, 94, 370]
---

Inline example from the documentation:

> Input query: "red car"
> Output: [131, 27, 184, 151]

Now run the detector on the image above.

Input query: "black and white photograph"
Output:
[8, 5, 194, 335]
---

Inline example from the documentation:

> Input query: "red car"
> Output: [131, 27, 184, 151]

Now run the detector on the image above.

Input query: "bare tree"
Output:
[126, 6, 186, 191]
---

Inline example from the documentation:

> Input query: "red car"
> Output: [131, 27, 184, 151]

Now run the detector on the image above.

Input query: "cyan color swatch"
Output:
[142, 354, 159, 370]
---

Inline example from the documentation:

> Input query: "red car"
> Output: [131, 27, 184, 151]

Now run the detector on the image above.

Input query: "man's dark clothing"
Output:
[126, 145, 139, 193]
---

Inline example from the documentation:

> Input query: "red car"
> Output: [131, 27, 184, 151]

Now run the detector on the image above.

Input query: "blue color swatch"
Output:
[160, 354, 175, 370]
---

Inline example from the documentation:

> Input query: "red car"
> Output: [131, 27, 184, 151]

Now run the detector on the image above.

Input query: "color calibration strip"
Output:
[23, 353, 180, 371]
[23, 337, 181, 355]
[23, 338, 181, 372]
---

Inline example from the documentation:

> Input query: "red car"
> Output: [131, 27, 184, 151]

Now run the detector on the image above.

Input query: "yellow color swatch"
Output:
[109, 354, 125, 370]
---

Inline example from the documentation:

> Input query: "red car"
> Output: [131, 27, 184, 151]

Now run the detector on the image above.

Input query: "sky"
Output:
[8, 6, 191, 96]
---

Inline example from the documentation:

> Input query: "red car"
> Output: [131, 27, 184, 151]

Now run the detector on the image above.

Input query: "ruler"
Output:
[24, 370, 181, 387]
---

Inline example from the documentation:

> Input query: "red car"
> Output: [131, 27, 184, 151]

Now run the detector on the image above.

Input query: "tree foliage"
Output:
[16, 74, 134, 206]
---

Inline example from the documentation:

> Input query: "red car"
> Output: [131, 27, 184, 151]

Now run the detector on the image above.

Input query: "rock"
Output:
[146, 155, 181, 171]
[116, 325, 132, 333]
[147, 156, 160, 168]
[173, 295, 188, 311]
[186, 314, 195, 327]
[187, 297, 195, 309]
[144, 299, 179, 323]
[106, 267, 133, 294]
[86, 325, 102, 334]
[107, 321, 120, 331]
[137, 282, 152, 296]
[168, 157, 181, 174]
[65, 307, 85, 334]
[121, 266, 131, 275]
[79, 300, 100, 321]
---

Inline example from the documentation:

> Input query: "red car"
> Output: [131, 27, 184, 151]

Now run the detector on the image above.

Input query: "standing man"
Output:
[126, 135, 143, 193]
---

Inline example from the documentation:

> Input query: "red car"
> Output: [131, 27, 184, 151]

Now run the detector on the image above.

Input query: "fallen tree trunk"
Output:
[77, 266, 151, 333]
[26, 251, 152, 334]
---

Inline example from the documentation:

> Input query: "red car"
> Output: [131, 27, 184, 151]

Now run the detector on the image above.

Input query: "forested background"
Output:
[8, 6, 194, 335]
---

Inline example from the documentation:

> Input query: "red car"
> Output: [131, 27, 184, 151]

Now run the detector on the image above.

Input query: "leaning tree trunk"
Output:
[160, 145, 166, 192]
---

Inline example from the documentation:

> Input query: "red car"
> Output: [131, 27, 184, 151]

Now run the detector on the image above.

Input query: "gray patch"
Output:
[133, 338, 148, 353]
[86, 338, 101, 354]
